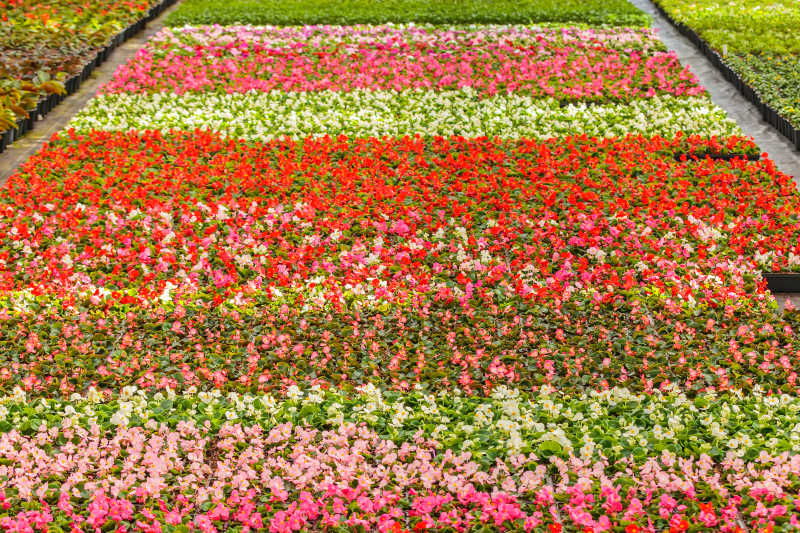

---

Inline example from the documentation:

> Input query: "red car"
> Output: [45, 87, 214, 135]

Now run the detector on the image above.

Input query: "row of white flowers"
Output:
[1, 383, 794, 464]
[70, 90, 744, 140]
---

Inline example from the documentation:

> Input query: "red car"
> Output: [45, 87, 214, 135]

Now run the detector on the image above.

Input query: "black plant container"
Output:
[0, 128, 10, 153]
[673, 152, 760, 162]
[764, 273, 800, 293]
[65, 75, 79, 94]
[16, 119, 25, 136]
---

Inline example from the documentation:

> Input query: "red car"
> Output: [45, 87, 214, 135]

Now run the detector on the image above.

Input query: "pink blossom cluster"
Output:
[0, 420, 797, 532]
[102, 26, 703, 99]
[149, 24, 666, 52]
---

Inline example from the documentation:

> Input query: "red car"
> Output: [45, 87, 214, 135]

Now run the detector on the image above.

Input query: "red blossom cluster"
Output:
[0, 131, 797, 396]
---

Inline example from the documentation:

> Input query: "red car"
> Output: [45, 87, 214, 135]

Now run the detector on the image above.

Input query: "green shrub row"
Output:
[166, 0, 650, 27]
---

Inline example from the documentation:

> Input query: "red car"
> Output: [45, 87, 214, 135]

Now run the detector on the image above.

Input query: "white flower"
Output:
[580, 441, 595, 460]
[199, 391, 215, 403]
[159, 281, 177, 304]
[120, 386, 139, 401]
[110, 402, 132, 426]
[710, 422, 727, 439]
[391, 403, 410, 427]
[261, 394, 277, 413]
[70, 92, 743, 142]
[496, 418, 520, 433]
[10, 387, 25, 404]
[507, 430, 524, 453]
[286, 385, 303, 400]
[86, 387, 103, 403]
[475, 404, 494, 426]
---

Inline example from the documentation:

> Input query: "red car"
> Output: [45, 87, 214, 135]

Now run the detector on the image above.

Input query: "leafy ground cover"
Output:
[165, 0, 650, 27]
[653, 0, 800, 134]
[725, 54, 800, 131]
[4, 0, 800, 530]
[0, 0, 160, 136]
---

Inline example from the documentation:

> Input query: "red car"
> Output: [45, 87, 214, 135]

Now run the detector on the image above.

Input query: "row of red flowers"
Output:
[0, 130, 796, 396]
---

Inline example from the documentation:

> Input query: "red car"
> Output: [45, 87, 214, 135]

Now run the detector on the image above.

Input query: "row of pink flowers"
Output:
[0, 420, 795, 532]
[148, 24, 667, 52]
[102, 26, 702, 99]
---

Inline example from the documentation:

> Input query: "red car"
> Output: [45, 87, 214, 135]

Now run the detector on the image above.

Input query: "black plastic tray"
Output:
[764, 272, 800, 293]
[672, 152, 761, 162]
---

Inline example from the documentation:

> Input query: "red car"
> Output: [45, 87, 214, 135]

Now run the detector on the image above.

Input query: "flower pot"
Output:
[0, 128, 10, 152]
[764, 273, 800, 293]
[66, 75, 79, 94]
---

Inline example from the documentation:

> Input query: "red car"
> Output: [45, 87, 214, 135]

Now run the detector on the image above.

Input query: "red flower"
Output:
[698, 502, 714, 515]
[670, 519, 690, 533]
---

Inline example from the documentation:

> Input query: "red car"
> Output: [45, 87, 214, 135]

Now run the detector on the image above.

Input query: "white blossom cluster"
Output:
[70, 90, 744, 140]
[0, 383, 796, 462]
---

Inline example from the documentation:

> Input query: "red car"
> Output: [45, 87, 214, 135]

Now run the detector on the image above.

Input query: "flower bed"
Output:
[69, 92, 745, 141]
[4, 1, 800, 529]
[1, 131, 797, 398]
[165, 0, 650, 27]
[150, 24, 667, 50]
[102, 25, 701, 101]
[77, 25, 744, 144]
[0, 385, 797, 532]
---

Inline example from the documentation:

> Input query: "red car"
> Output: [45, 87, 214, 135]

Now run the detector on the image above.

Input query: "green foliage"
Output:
[654, 0, 800, 130]
[166, 0, 650, 27]
[727, 54, 800, 129]
[655, 0, 800, 55]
